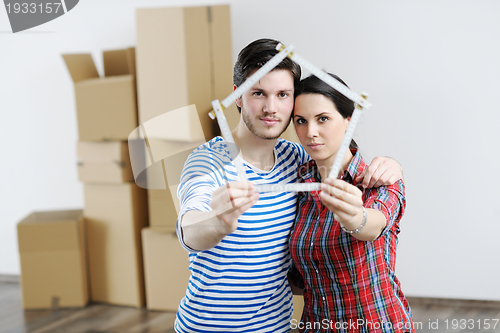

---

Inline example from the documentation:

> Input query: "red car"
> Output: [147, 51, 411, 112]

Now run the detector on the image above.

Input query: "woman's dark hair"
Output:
[233, 38, 302, 112]
[295, 73, 358, 149]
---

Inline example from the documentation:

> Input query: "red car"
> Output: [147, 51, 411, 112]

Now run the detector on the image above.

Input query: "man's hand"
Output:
[182, 181, 259, 251]
[355, 157, 403, 189]
[210, 181, 259, 235]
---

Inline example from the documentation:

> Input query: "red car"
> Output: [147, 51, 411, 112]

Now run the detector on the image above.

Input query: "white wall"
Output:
[1, 0, 499, 301]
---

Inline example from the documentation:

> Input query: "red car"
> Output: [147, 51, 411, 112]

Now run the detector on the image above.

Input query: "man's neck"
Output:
[231, 123, 277, 172]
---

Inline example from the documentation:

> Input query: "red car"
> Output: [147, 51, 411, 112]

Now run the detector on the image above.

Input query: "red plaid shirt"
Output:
[289, 150, 413, 332]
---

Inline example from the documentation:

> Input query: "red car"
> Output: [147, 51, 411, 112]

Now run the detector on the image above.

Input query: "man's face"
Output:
[236, 69, 295, 140]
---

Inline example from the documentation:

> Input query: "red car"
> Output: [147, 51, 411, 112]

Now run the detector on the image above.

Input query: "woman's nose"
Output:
[307, 124, 318, 138]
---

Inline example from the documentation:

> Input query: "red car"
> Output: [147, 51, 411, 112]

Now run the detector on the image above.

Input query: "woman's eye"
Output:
[296, 118, 306, 124]
[253, 91, 263, 97]
[279, 92, 288, 98]
[318, 116, 329, 123]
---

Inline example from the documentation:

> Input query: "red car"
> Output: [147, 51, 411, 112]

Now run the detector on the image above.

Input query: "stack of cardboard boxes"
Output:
[135, 5, 235, 311]
[62, 47, 149, 308]
[17, 3, 303, 320]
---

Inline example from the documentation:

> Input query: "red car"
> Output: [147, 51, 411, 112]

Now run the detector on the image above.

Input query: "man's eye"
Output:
[253, 91, 263, 97]
[279, 92, 289, 98]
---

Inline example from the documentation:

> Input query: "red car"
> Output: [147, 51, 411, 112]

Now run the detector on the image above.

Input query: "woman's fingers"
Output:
[319, 190, 359, 216]
[320, 179, 363, 220]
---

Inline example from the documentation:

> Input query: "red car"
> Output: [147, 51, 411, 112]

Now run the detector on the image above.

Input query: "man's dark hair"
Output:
[233, 38, 302, 112]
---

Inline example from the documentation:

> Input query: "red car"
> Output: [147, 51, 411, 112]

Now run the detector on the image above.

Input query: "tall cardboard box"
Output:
[17, 210, 89, 309]
[141, 138, 203, 227]
[292, 295, 304, 322]
[63, 48, 138, 141]
[136, 5, 239, 142]
[77, 141, 134, 183]
[83, 183, 148, 307]
[141, 227, 190, 311]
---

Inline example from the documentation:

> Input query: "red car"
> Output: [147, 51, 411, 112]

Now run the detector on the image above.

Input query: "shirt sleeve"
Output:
[363, 179, 406, 238]
[175, 141, 229, 253]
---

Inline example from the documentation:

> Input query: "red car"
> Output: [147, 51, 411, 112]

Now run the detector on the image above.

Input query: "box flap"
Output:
[17, 210, 83, 252]
[62, 54, 99, 82]
[103, 47, 136, 77]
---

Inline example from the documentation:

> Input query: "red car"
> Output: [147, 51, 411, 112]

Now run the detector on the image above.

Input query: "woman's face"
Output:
[293, 93, 350, 164]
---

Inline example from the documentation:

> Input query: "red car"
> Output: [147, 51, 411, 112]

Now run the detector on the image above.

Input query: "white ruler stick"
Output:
[288, 51, 371, 180]
[211, 100, 248, 182]
[289, 52, 372, 109]
[209, 43, 371, 192]
[220, 43, 296, 109]
[255, 183, 321, 193]
[327, 106, 363, 179]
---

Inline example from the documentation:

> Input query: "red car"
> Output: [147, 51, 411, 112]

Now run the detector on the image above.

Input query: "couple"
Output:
[174, 39, 412, 333]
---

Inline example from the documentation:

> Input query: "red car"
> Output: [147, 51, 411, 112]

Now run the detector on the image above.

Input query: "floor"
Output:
[1, 280, 500, 333]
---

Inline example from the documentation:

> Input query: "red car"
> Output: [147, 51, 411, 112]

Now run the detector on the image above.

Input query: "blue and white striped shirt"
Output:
[175, 136, 309, 333]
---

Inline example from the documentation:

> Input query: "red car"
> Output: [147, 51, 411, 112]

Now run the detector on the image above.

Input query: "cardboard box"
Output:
[292, 295, 304, 322]
[83, 183, 148, 307]
[62, 48, 138, 141]
[127, 137, 200, 227]
[136, 5, 237, 142]
[17, 210, 89, 309]
[141, 227, 190, 311]
[147, 188, 178, 228]
[208, 5, 240, 132]
[77, 141, 134, 183]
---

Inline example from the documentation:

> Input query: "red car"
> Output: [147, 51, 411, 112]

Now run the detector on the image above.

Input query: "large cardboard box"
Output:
[292, 295, 304, 322]
[17, 210, 89, 309]
[147, 188, 178, 228]
[136, 5, 238, 142]
[62, 48, 138, 141]
[127, 137, 200, 227]
[77, 141, 134, 183]
[143, 138, 201, 227]
[141, 227, 190, 311]
[83, 183, 148, 307]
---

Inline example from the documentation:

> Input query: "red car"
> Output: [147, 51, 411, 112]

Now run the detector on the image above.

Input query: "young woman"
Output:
[289, 74, 413, 332]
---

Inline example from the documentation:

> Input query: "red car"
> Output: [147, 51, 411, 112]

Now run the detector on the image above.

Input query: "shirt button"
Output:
[310, 242, 313, 247]
[322, 297, 325, 301]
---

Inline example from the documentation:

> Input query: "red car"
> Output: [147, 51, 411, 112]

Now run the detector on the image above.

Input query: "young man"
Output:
[174, 39, 403, 333]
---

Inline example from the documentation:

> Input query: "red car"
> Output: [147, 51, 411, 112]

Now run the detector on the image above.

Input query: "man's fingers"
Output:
[219, 193, 259, 223]
[363, 157, 403, 188]
[212, 182, 254, 204]
[354, 169, 366, 185]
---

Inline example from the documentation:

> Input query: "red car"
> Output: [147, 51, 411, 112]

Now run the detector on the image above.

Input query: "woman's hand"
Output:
[355, 157, 403, 189]
[319, 178, 364, 231]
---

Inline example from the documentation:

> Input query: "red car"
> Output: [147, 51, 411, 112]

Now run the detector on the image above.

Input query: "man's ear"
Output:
[234, 84, 242, 108]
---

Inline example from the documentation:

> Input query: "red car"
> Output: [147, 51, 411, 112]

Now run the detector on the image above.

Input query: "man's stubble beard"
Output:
[241, 104, 290, 140]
